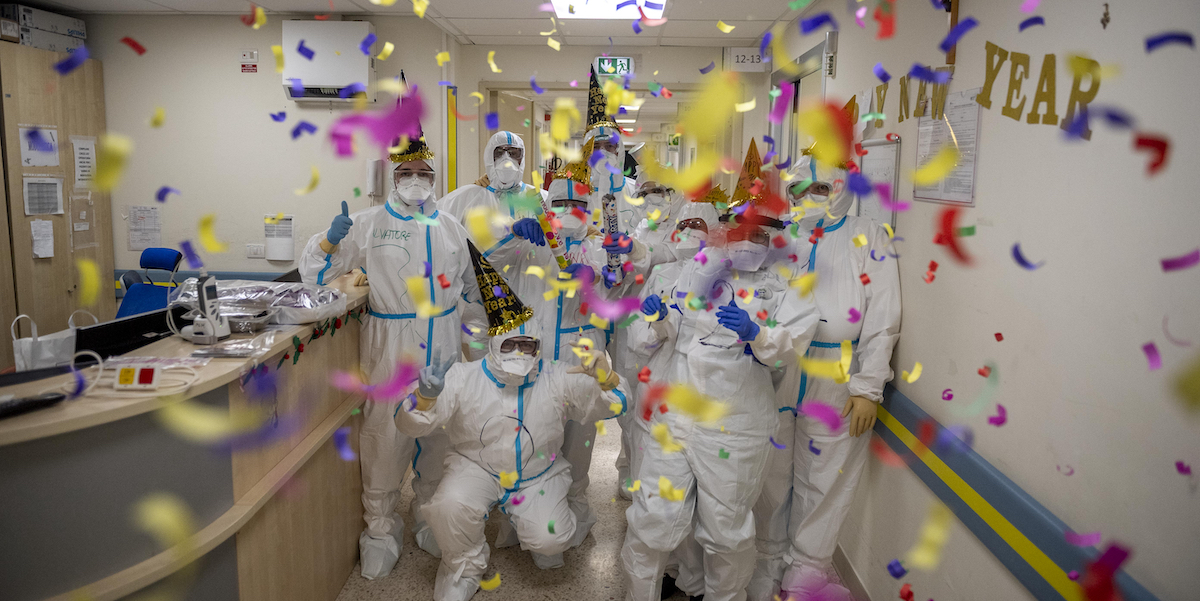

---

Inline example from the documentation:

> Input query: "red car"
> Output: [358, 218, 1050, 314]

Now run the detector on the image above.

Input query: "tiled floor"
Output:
[334, 421, 642, 601]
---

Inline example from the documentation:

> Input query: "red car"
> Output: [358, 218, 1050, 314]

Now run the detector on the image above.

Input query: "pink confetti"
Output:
[328, 86, 426, 158]
[799, 400, 843, 433]
[580, 279, 641, 321]
[1142, 342, 1162, 371]
[330, 360, 421, 402]
[1065, 531, 1102, 547]
[1020, 0, 1040, 13]
[569, 79, 578, 87]
[987, 404, 1007, 426]
[1177, 461, 1193, 476]
[1058, 465, 1075, 476]
[855, 6, 867, 28]
[769, 81, 793, 124]
[511, 494, 526, 505]
[941, 389, 953, 400]
[847, 308, 861, 323]
[1161, 248, 1199, 272]
[874, 183, 911, 211]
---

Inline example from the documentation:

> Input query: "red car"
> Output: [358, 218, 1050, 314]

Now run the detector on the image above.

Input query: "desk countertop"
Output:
[0, 275, 368, 447]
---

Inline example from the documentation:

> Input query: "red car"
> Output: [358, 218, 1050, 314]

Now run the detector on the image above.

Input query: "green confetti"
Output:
[788, 0, 814, 10]
[769, 87, 782, 98]
[718, 449, 730, 459]
[766, 318, 778, 328]
[350, 408, 362, 416]
[524, 118, 531, 127]
[469, 341, 486, 349]
[539, 489, 545, 495]
[354, 187, 361, 197]
[548, 520, 556, 534]
[860, 112, 886, 123]
[618, 314, 639, 329]
[957, 225, 976, 237]
[585, 440, 591, 447]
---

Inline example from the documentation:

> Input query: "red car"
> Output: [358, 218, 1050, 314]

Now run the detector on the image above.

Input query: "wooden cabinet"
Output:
[0, 42, 115, 369]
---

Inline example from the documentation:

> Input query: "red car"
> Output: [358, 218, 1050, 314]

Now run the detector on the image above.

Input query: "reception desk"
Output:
[0, 274, 369, 601]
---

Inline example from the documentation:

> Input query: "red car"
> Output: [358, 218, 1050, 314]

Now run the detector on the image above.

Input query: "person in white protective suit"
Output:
[489, 170, 651, 550]
[440, 130, 545, 228]
[299, 132, 475, 579]
[621, 209, 820, 601]
[748, 154, 901, 601]
[394, 248, 628, 601]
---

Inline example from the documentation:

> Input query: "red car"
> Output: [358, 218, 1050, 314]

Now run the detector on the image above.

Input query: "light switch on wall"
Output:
[246, 243, 265, 258]
[240, 49, 258, 63]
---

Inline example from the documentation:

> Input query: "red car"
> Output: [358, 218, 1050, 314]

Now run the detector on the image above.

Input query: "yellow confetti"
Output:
[734, 97, 757, 112]
[658, 475, 686, 501]
[798, 340, 853, 384]
[651, 423, 685, 453]
[265, 212, 285, 224]
[93, 133, 133, 192]
[525, 265, 546, 279]
[295, 165, 320, 195]
[882, 223, 895, 239]
[595, 420, 607, 435]
[664, 383, 728, 423]
[913, 147, 959, 186]
[480, 573, 502, 591]
[133, 493, 197, 561]
[901, 361, 923, 383]
[1174, 352, 1200, 411]
[197, 214, 228, 254]
[547, 37, 561, 51]
[646, 208, 662, 221]
[156, 396, 269, 443]
[487, 50, 503, 73]
[797, 104, 850, 166]
[626, 479, 642, 492]
[906, 502, 954, 570]
[435, 50, 450, 66]
[588, 314, 610, 330]
[624, 191, 645, 207]
[76, 259, 99, 306]
[369, 0, 399, 4]
[411, 0, 429, 18]
[149, 107, 165, 128]
[271, 44, 284, 73]
[470, 91, 485, 106]
[682, 71, 739, 142]
[499, 471, 517, 488]
[1066, 53, 1120, 81]
[377, 78, 407, 96]
[602, 77, 641, 116]
[377, 42, 394, 61]
[405, 276, 442, 318]
[717, 20, 736, 33]
[791, 272, 818, 297]
[852, 233, 868, 247]
[550, 97, 582, 142]
[252, 6, 266, 29]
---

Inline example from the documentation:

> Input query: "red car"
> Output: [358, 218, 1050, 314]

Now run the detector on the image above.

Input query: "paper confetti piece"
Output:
[855, 6, 867, 28]
[198, 214, 228, 253]
[651, 423, 685, 453]
[735, 98, 756, 112]
[499, 470, 518, 488]
[485, 112, 499, 130]
[1161, 248, 1199, 271]
[717, 20, 735, 33]
[157, 396, 270, 443]
[333, 426, 357, 461]
[595, 420, 607, 436]
[887, 558, 907, 578]
[788, 0, 814, 9]
[987, 404, 1007, 426]
[769, 82, 793, 124]
[908, 63, 951, 84]
[800, 13, 838, 34]
[297, 39, 315, 60]
[664, 383, 728, 422]
[914, 147, 958, 185]
[435, 50, 450, 66]
[94, 133, 133, 192]
[155, 186, 179, 203]
[480, 573, 501, 590]
[148, 106, 166, 128]
[295, 165, 320, 195]
[769, 436, 787, 450]
[134, 492, 196, 554]
[374, 42, 394, 61]
[271, 45, 284, 72]
[938, 16, 978, 53]
[1019, 0, 1040, 12]
[1065, 531, 1102, 547]
[873, 62, 891, 83]
[547, 37, 561, 51]
[699, 61, 716, 74]
[658, 476, 686, 501]
[901, 362, 922, 383]
[1145, 31, 1194, 53]
[410, 0, 429, 18]
[120, 36, 146, 55]
[1133, 134, 1169, 175]
[269, 111, 286, 123]
[359, 32, 377, 55]
[626, 479, 641, 492]
[291, 121, 317, 139]
[1177, 461, 1192, 476]
[799, 400, 843, 433]
[487, 50, 502, 73]
[1019, 16, 1045, 31]
[935, 207, 972, 265]
[180, 240, 203, 269]
[847, 307, 861, 323]
[905, 502, 953, 570]
[530, 76, 546, 95]
[852, 233, 868, 247]
[53, 45, 89, 75]
[74, 258, 99, 306]
[1143, 342, 1163, 371]
[941, 389, 954, 401]
[1011, 243, 1045, 270]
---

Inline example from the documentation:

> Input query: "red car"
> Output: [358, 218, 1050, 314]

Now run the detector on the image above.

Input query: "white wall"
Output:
[777, 1, 1200, 599]
[88, 14, 452, 273]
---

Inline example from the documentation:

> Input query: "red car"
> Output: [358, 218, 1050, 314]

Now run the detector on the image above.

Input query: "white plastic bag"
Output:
[11, 310, 98, 372]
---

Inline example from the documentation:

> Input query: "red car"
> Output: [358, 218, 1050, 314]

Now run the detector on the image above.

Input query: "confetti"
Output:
[1133, 134, 1169, 175]
[1020, 0, 1040, 12]
[887, 559, 907, 579]
[1161, 248, 1200, 272]
[658, 476, 686, 501]
[848, 308, 861, 323]
[1177, 461, 1192, 476]
[717, 20, 735, 33]
[800, 13, 838, 34]
[1163, 315, 1193, 347]
[134, 492, 197, 559]
[147, 106, 166, 128]
[76, 258, 99, 306]
[852, 233, 869, 247]
[377, 42, 394, 60]
[901, 362, 922, 383]
[294, 165, 320, 195]
[271, 45, 284, 72]
[1011, 243, 1045, 270]
[907, 63, 951, 84]
[769, 81, 794, 124]
[499, 470, 518, 488]
[987, 404, 1007, 426]
[735, 98, 757, 112]
[487, 50, 503, 73]
[1142, 342, 1162, 371]
[625, 479, 642, 492]
[269, 111, 286, 122]
[796, 101, 854, 166]
[718, 448, 730, 459]
[651, 423, 685, 453]
[120, 36, 146, 55]
[333, 426, 357, 460]
[873, 62, 891, 83]
[53, 45, 89, 75]
[297, 39, 315, 60]
[1145, 31, 1194, 53]
[770, 436, 787, 450]
[1065, 531, 1103, 547]
[330, 360, 420, 401]
[198, 214, 228, 253]
[855, 6, 867, 28]
[530, 76, 545, 94]
[699, 61, 716, 74]
[155, 186, 179, 202]
[547, 37, 561, 51]
[935, 207, 972, 265]
[180, 240, 203, 269]
[663, 383, 728, 422]
[411, 0, 429, 18]
[94, 133, 133, 192]
[480, 573, 501, 590]
[799, 400, 843, 433]
[291, 121, 318, 139]
[938, 16, 978, 53]
[905, 502, 953, 570]
[788, 0, 814, 9]
[485, 112, 499, 130]
[1019, 16, 1045, 31]
[360, 32, 377, 55]
[157, 396, 270, 443]
[914, 147, 958, 185]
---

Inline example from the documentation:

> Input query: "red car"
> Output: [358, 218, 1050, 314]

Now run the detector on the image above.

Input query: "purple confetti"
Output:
[26, 128, 54, 152]
[1098, 107, 1134, 129]
[759, 30, 773, 60]
[762, 134, 776, 164]
[589, 150, 605, 168]
[934, 424, 974, 454]
[530, 76, 545, 95]
[1145, 32, 1194, 53]
[438, 80, 453, 86]
[1177, 461, 1193, 476]
[333, 426, 357, 461]
[887, 559, 906, 579]
[291, 121, 318, 139]
[848, 308, 861, 323]
[297, 39, 315, 60]
[422, 260, 432, 277]
[1161, 248, 1200, 272]
[511, 494, 526, 505]
[492, 284, 506, 298]
[179, 240, 204, 269]
[938, 16, 978, 53]
[339, 82, 367, 98]
[155, 186, 179, 202]
[774, 155, 792, 170]
[1068, 570, 1080, 581]
[699, 61, 716, 74]
[461, 323, 473, 335]
[53, 45, 89, 75]
[873, 62, 891, 83]
[1095, 543, 1130, 573]
[800, 13, 838, 35]
[770, 436, 787, 450]
[870, 250, 887, 261]
[1011, 243, 1045, 270]
[987, 404, 1007, 427]
[808, 439, 821, 455]
[360, 32, 377, 55]
[1018, 16, 1045, 31]
[644, 1, 663, 8]
[847, 172, 872, 195]
[485, 112, 499, 130]
[289, 78, 304, 97]
[68, 368, 86, 399]
[1065, 531, 1103, 547]
[632, 19, 642, 35]
[908, 63, 951, 84]
[270, 111, 287, 122]
[1142, 342, 1162, 371]
[615, 0, 636, 8]
[769, 81, 793, 124]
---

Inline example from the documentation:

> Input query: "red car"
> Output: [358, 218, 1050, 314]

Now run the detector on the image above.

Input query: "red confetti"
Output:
[1133, 133, 1169, 175]
[854, 142, 868, 157]
[579, 302, 589, 316]
[928, 260, 939, 272]
[239, 3, 258, 26]
[637, 366, 651, 383]
[978, 365, 991, 378]
[870, 437, 909, 467]
[437, 273, 451, 288]
[120, 37, 146, 55]
[923, 272, 936, 283]
[756, 309, 769, 320]
[898, 583, 913, 601]
[874, 0, 896, 40]
[859, 273, 871, 285]
[936, 207, 972, 264]
[995, 332, 1003, 341]
[771, 235, 787, 248]
[574, 182, 591, 195]
[635, 273, 644, 284]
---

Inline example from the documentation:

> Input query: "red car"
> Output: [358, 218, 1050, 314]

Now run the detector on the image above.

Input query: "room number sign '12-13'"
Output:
[727, 47, 767, 72]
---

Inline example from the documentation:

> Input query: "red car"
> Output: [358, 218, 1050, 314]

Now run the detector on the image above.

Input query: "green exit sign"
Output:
[594, 56, 633, 75]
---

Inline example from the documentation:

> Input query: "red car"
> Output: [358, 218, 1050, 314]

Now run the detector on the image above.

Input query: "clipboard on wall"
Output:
[854, 136, 900, 232]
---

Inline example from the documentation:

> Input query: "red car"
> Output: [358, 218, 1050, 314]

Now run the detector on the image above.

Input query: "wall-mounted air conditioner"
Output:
[281, 20, 377, 103]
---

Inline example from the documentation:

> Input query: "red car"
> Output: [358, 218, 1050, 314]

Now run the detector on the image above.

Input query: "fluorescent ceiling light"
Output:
[615, 118, 637, 123]
[620, 105, 640, 111]
[551, 0, 665, 20]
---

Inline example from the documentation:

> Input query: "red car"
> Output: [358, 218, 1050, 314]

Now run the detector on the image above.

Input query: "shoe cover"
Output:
[359, 516, 404, 580]
[780, 564, 829, 600]
[533, 551, 565, 569]
[414, 521, 442, 558]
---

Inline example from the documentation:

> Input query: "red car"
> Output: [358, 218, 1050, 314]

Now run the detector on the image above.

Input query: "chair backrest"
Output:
[119, 270, 144, 291]
[139, 248, 182, 285]
[115, 283, 171, 319]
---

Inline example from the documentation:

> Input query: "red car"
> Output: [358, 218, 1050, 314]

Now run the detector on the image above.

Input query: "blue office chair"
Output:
[116, 248, 183, 318]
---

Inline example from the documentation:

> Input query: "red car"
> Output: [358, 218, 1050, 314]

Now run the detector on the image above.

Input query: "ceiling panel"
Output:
[659, 36, 758, 47]
[403, 0, 547, 19]
[663, 0, 788, 21]
[465, 35, 557, 46]
[561, 35, 659, 47]
[557, 19, 647, 37]
[449, 18, 551, 36]
[658, 19, 771, 38]
[51, 0, 176, 12]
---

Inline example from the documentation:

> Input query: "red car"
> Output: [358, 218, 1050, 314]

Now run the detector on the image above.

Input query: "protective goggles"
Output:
[492, 145, 524, 163]
[551, 199, 589, 212]
[787, 180, 832, 198]
[635, 185, 673, 198]
[726, 225, 772, 246]
[500, 336, 540, 354]
[675, 218, 708, 234]
[595, 136, 621, 155]
[395, 169, 436, 184]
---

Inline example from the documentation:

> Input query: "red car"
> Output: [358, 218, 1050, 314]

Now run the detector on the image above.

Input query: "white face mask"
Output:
[395, 175, 433, 206]
[671, 230, 706, 261]
[558, 212, 586, 239]
[498, 351, 538, 376]
[492, 158, 522, 190]
[729, 240, 768, 271]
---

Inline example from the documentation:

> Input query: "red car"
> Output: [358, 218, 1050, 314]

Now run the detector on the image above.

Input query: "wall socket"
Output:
[246, 243, 266, 258]
[240, 49, 258, 63]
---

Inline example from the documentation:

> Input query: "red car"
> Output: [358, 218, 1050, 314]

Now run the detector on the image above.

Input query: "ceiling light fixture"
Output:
[615, 118, 637, 123]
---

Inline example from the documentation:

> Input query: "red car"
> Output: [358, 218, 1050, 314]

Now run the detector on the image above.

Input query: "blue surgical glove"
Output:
[512, 218, 546, 246]
[716, 300, 760, 341]
[601, 265, 625, 289]
[418, 352, 455, 399]
[562, 263, 594, 283]
[327, 201, 353, 246]
[641, 295, 667, 321]
[603, 232, 633, 255]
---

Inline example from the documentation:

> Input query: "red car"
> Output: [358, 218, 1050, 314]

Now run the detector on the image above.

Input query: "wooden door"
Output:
[0, 43, 115, 360]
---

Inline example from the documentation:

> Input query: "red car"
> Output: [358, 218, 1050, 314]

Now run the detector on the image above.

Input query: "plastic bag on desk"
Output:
[170, 279, 347, 325]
